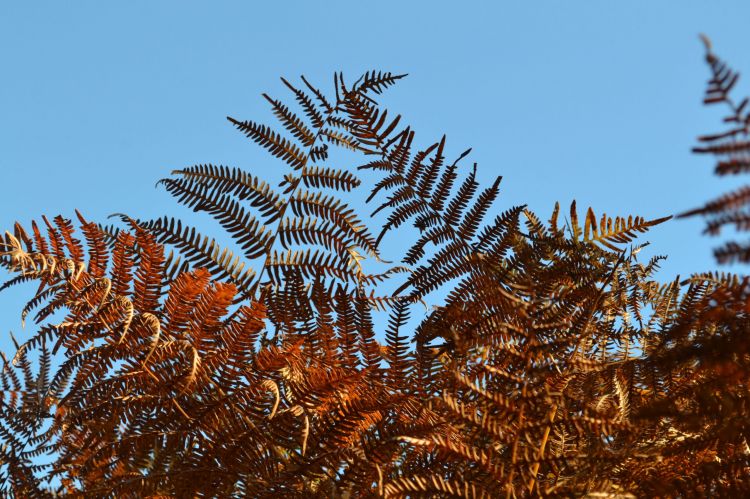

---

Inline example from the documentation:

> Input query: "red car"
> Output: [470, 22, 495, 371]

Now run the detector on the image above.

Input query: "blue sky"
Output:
[1, 2, 749, 339]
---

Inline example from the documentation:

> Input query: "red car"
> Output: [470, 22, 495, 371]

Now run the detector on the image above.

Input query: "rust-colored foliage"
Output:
[0, 50, 748, 498]
[681, 35, 750, 264]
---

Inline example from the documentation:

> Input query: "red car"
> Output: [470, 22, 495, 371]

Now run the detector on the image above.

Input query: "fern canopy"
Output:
[0, 49, 748, 497]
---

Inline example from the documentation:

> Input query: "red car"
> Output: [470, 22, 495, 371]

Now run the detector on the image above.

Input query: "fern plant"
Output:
[0, 52, 748, 498]
[680, 35, 750, 264]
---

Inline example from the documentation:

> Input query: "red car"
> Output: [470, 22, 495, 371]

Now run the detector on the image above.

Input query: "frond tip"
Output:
[569, 201, 671, 251]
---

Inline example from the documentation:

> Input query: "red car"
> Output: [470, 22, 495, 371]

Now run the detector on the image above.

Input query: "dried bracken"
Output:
[0, 46, 748, 498]
[681, 35, 750, 264]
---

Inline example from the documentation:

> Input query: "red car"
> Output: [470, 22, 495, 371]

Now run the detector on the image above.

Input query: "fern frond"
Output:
[227, 118, 308, 170]
[353, 71, 407, 95]
[158, 178, 275, 259]
[384, 473, 493, 499]
[580, 205, 671, 252]
[289, 192, 377, 257]
[280, 77, 325, 129]
[300, 166, 361, 192]
[123, 216, 257, 295]
[263, 93, 316, 147]
[458, 176, 502, 240]
[267, 249, 353, 283]
[168, 164, 283, 222]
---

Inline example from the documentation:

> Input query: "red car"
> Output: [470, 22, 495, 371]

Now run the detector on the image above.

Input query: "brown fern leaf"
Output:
[681, 37, 750, 265]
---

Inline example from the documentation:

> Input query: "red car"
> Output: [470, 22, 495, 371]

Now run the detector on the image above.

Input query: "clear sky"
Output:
[1, 2, 749, 342]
